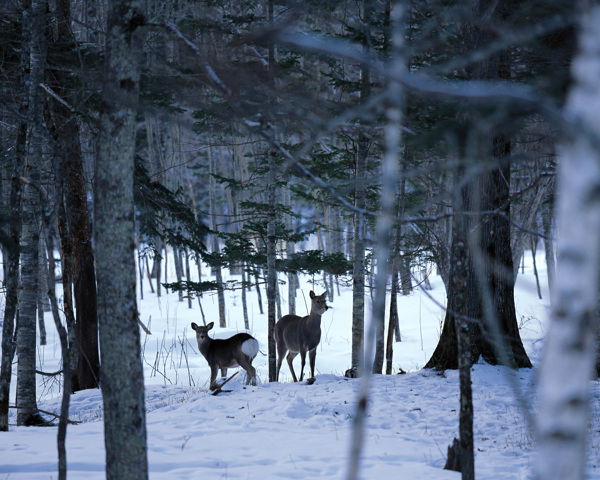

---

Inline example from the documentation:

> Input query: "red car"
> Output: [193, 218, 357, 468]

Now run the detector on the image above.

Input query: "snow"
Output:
[3, 251, 600, 479]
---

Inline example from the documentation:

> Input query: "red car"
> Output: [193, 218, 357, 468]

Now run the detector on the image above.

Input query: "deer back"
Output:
[192, 322, 259, 369]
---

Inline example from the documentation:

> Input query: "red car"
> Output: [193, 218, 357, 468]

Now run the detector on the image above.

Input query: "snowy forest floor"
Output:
[2, 250, 600, 479]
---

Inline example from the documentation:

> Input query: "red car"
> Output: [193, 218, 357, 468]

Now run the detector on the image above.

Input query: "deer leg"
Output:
[220, 368, 227, 379]
[299, 350, 307, 382]
[209, 365, 219, 390]
[276, 346, 287, 382]
[286, 352, 299, 382]
[246, 365, 257, 386]
[308, 348, 317, 379]
[238, 356, 257, 386]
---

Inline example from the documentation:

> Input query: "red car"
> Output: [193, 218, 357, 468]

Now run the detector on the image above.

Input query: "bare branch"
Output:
[146, 22, 232, 97]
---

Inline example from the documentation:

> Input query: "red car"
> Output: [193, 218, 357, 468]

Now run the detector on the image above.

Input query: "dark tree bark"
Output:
[425, 174, 475, 370]
[56, 201, 80, 388]
[208, 147, 226, 327]
[266, 0, 277, 382]
[0, 30, 28, 429]
[351, 0, 372, 372]
[42, 0, 100, 392]
[95, 0, 148, 476]
[453, 177, 475, 480]
[425, 0, 532, 371]
[385, 271, 399, 374]
[42, 210, 72, 480]
[37, 238, 49, 346]
[16, 0, 47, 427]
[541, 198, 555, 301]
[266, 152, 278, 382]
[470, 141, 532, 368]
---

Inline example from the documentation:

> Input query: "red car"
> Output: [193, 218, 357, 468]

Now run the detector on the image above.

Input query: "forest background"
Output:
[1, 0, 600, 480]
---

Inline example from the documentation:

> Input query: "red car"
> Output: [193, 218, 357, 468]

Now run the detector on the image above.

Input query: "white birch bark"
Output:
[347, 1, 405, 477]
[534, 5, 600, 479]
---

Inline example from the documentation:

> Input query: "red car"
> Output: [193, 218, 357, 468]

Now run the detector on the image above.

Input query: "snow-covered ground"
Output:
[3, 250, 600, 479]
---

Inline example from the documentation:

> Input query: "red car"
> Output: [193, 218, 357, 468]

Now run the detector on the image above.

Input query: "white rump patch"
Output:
[241, 338, 259, 358]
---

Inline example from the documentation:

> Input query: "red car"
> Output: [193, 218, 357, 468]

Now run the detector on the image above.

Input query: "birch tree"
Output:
[95, 0, 148, 476]
[534, 3, 600, 479]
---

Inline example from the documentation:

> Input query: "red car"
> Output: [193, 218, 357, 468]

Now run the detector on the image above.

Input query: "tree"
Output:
[350, 0, 373, 374]
[49, 0, 100, 392]
[372, 0, 405, 376]
[95, 0, 148, 476]
[425, 0, 535, 370]
[0, 4, 27, 432]
[16, 0, 47, 427]
[534, 3, 600, 478]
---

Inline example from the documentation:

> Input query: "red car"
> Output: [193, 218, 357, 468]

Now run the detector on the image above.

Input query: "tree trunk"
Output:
[0, 58, 27, 430]
[173, 246, 184, 302]
[42, 214, 72, 480]
[17, 0, 46, 427]
[453, 175, 475, 480]
[348, 3, 405, 479]
[208, 147, 226, 327]
[470, 144, 532, 368]
[534, 6, 600, 479]
[351, 39, 370, 372]
[385, 270, 400, 374]
[56, 200, 80, 391]
[286, 187, 296, 315]
[95, 0, 148, 476]
[241, 262, 249, 330]
[372, 69, 403, 374]
[184, 249, 192, 308]
[37, 237, 49, 346]
[50, 0, 100, 391]
[254, 269, 264, 315]
[266, 0, 278, 382]
[425, 0, 531, 371]
[541, 198, 555, 302]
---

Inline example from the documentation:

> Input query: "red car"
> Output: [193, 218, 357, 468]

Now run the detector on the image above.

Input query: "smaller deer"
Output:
[275, 291, 329, 382]
[191, 322, 259, 389]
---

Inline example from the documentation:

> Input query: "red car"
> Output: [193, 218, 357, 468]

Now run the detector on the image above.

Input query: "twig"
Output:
[137, 316, 152, 335]
[211, 371, 239, 396]
[39, 83, 76, 112]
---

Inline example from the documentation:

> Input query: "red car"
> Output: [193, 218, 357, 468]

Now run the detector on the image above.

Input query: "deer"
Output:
[191, 322, 259, 390]
[275, 290, 329, 382]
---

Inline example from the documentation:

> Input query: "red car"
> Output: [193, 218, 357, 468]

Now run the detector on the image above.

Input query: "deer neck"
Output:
[306, 309, 322, 326]
[198, 339, 212, 357]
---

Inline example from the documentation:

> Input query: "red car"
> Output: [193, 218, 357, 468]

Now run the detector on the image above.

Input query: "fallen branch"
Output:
[36, 369, 63, 377]
[8, 406, 81, 425]
[211, 371, 238, 396]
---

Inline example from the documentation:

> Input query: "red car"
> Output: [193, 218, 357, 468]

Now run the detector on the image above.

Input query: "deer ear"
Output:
[191, 322, 198, 331]
[309, 290, 315, 299]
[206, 322, 214, 330]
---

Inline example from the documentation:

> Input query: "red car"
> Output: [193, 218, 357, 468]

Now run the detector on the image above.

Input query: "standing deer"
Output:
[275, 290, 329, 382]
[191, 322, 259, 389]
